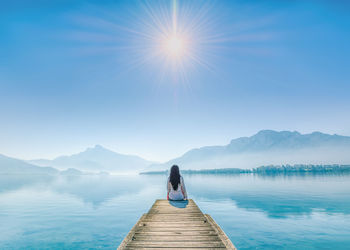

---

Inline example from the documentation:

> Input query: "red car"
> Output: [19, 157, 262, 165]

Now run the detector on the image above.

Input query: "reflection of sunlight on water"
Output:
[0, 174, 350, 249]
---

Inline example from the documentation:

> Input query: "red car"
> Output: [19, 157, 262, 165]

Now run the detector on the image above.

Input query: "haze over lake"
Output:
[1, 173, 350, 249]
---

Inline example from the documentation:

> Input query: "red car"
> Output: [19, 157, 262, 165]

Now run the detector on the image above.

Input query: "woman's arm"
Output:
[167, 178, 171, 200]
[180, 176, 188, 200]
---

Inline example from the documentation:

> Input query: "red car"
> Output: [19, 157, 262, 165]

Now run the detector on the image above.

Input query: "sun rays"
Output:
[67, 0, 276, 85]
[133, 0, 219, 84]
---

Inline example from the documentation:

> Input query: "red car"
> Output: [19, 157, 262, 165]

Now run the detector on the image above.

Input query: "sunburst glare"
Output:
[68, 0, 276, 84]
[133, 0, 217, 83]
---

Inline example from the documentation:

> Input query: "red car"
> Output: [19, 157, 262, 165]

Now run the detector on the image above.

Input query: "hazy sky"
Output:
[1, 0, 349, 162]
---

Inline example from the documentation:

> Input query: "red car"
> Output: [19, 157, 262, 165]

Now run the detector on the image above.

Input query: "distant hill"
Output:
[30, 145, 154, 173]
[0, 154, 58, 175]
[150, 130, 350, 171]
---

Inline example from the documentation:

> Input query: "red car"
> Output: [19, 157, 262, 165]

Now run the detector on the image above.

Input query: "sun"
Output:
[164, 35, 186, 58]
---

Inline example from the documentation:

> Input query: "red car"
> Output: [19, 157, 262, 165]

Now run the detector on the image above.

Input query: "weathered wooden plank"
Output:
[133, 231, 219, 236]
[147, 211, 203, 215]
[131, 235, 221, 241]
[143, 216, 205, 219]
[144, 214, 206, 218]
[142, 219, 206, 222]
[148, 211, 202, 215]
[147, 210, 204, 217]
[138, 221, 209, 226]
[126, 241, 226, 248]
[135, 227, 215, 232]
[125, 248, 227, 250]
[143, 218, 206, 222]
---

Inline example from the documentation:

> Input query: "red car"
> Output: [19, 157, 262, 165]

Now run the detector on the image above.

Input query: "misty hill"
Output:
[150, 130, 350, 170]
[0, 154, 59, 175]
[30, 145, 154, 173]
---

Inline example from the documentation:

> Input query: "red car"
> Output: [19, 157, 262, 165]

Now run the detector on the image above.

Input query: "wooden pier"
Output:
[118, 199, 236, 249]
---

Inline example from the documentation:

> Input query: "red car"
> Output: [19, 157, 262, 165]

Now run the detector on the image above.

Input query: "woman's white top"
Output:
[167, 176, 188, 200]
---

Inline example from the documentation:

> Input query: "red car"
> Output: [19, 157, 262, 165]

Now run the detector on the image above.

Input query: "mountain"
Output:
[150, 130, 350, 170]
[0, 154, 59, 175]
[30, 145, 154, 173]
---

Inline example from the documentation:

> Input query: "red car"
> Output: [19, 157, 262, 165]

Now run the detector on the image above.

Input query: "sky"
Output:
[1, 0, 349, 162]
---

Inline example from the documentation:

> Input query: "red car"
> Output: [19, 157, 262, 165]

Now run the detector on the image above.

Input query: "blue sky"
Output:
[1, 0, 349, 161]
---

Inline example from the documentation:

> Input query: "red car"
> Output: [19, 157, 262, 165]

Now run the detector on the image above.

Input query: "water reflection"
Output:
[184, 173, 350, 217]
[0, 173, 349, 217]
[0, 175, 56, 193]
[52, 175, 149, 207]
[0, 174, 152, 207]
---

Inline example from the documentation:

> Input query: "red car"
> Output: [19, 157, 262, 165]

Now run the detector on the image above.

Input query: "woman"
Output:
[167, 165, 188, 200]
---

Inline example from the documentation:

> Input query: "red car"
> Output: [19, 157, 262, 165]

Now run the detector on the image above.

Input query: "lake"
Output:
[0, 173, 350, 249]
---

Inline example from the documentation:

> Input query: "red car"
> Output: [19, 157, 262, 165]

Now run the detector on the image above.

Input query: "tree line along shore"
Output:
[140, 164, 350, 175]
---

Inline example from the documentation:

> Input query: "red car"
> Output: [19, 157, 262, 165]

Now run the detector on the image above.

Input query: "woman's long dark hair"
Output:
[169, 165, 180, 190]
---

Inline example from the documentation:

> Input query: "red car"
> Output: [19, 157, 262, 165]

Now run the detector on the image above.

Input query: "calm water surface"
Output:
[0, 173, 350, 249]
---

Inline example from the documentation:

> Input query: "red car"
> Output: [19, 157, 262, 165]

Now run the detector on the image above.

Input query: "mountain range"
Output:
[149, 130, 350, 170]
[29, 145, 154, 173]
[0, 154, 59, 175]
[1, 130, 350, 174]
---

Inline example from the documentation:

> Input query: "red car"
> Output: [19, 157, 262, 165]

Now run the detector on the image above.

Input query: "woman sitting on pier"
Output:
[167, 165, 188, 200]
